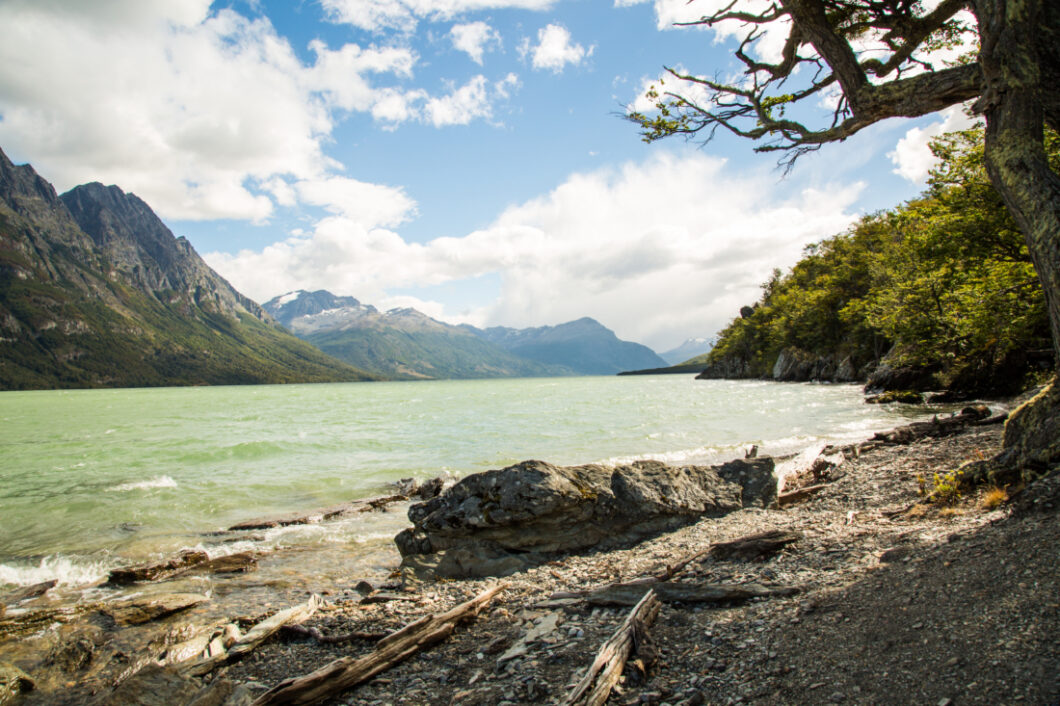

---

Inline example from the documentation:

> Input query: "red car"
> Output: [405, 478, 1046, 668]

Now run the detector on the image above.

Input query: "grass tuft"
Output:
[980, 486, 1009, 510]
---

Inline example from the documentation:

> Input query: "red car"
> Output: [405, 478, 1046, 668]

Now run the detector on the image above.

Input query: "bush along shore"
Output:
[2, 397, 1057, 706]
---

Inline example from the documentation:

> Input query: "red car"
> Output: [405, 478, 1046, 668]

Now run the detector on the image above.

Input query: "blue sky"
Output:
[0, 0, 972, 351]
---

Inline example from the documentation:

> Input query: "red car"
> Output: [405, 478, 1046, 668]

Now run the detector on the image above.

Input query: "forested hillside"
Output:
[694, 128, 1056, 398]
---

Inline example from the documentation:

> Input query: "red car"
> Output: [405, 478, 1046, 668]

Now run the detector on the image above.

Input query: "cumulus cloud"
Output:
[320, 0, 556, 33]
[0, 2, 521, 221]
[206, 152, 863, 349]
[450, 21, 501, 64]
[521, 24, 592, 73]
[523, 23, 597, 72]
[295, 176, 418, 228]
[890, 105, 977, 183]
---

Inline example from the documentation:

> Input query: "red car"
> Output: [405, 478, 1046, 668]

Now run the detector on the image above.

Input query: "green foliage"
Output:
[918, 469, 965, 505]
[705, 127, 1054, 393]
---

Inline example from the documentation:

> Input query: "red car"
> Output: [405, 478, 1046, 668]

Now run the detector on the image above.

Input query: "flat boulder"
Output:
[102, 593, 208, 626]
[396, 457, 775, 579]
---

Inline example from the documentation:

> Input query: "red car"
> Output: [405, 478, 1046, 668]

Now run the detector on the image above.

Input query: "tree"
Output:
[632, 0, 1060, 479]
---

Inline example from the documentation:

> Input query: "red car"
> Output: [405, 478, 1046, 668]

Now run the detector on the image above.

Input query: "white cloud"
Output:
[450, 21, 501, 64]
[423, 74, 521, 126]
[0, 5, 321, 220]
[306, 39, 418, 113]
[320, 0, 556, 33]
[206, 152, 863, 350]
[0, 2, 517, 221]
[295, 176, 417, 228]
[522, 23, 592, 74]
[889, 105, 977, 183]
[425, 76, 492, 126]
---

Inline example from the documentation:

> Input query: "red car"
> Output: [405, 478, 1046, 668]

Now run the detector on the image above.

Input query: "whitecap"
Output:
[0, 555, 112, 588]
[106, 475, 178, 492]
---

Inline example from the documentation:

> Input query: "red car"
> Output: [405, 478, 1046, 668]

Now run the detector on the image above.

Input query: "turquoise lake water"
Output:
[0, 376, 934, 589]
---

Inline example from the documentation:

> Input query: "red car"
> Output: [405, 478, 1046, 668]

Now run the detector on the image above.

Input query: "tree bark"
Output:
[976, 0, 1060, 366]
[973, 0, 1060, 475]
[561, 589, 661, 706]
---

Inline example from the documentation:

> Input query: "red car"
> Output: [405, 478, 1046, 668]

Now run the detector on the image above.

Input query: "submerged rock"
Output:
[396, 457, 776, 579]
[102, 593, 208, 626]
[107, 550, 209, 585]
[0, 661, 34, 704]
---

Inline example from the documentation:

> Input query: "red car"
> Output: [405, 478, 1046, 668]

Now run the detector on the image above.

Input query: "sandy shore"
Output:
[211, 420, 1059, 706]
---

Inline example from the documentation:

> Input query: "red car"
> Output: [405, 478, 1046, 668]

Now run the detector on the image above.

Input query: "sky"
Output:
[0, 0, 974, 353]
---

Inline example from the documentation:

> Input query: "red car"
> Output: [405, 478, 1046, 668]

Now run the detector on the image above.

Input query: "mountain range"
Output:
[1, 148, 673, 389]
[468, 318, 666, 375]
[659, 337, 714, 365]
[264, 290, 667, 380]
[0, 148, 373, 389]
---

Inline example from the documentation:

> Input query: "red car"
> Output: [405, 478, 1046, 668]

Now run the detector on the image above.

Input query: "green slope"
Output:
[303, 326, 570, 380]
[0, 152, 375, 390]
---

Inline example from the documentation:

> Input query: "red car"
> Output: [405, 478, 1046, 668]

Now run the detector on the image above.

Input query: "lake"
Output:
[0, 376, 932, 591]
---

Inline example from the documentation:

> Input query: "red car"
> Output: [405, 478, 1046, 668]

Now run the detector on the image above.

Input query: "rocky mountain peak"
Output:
[58, 182, 266, 321]
[0, 147, 62, 210]
[263, 290, 372, 329]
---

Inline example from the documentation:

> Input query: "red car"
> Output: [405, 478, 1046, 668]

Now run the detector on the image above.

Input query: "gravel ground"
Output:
[219, 422, 1060, 706]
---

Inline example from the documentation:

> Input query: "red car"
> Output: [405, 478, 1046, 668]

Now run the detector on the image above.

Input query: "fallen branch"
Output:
[229, 594, 324, 660]
[707, 530, 802, 561]
[585, 581, 799, 607]
[251, 583, 506, 706]
[279, 624, 388, 644]
[549, 530, 801, 604]
[561, 588, 661, 706]
[777, 483, 829, 507]
[179, 595, 322, 677]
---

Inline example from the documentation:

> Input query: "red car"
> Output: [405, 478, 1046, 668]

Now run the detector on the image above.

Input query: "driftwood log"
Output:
[583, 581, 799, 607]
[279, 624, 388, 644]
[777, 483, 829, 507]
[251, 583, 506, 706]
[707, 529, 802, 561]
[561, 588, 661, 706]
[229, 595, 323, 661]
[549, 530, 802, 606]
[180, 595, 322, 677]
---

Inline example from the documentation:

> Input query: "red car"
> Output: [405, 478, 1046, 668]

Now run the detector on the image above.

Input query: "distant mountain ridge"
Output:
[659, 337, 713, 365]
[466, 317, 667, 375]
[263, 290, 572, 380]
[0, 148, 373, 389]
[265, 290, 667, 379]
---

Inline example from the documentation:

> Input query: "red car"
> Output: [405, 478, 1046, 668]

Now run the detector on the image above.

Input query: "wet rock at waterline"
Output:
[102, 593, 208, 626]
[396, 457, 776, 579]
[0, 661, 34, 704]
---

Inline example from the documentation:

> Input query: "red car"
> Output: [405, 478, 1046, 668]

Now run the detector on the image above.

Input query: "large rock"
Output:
[864, 361, 938, 393]
[396, 457, 775, 579]
[696, 355, 755, 379]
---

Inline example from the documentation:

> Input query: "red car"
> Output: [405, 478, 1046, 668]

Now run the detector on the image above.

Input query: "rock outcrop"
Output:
[696, 348, 868, 383]
[396, 457, 776, 579]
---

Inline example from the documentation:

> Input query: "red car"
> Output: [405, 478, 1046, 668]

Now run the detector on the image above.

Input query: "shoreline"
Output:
[3, 400, 1056, 704]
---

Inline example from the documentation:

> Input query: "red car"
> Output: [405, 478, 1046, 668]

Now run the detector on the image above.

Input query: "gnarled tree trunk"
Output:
[976, 0, 1060, 478]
